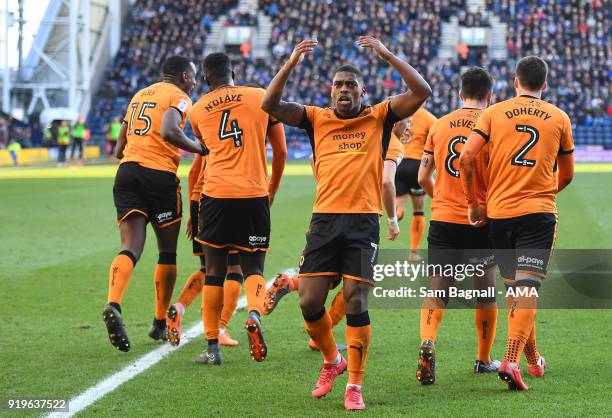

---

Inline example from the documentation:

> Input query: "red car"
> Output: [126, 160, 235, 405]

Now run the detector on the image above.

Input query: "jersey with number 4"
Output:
[424, 107, 488, 225]
[190, 85, 275, 199]
[473, 95, 574, 219]
[121, 82, 192, 173]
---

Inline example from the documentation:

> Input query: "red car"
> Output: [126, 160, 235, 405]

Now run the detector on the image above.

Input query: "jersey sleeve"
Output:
[169, 91, 192, 123]
[372, 101, 400, 125]
[424, 122, 436, 154]
[473, 106, 492, 142]
[298, 105, 317, 129]
[386, 134, 404, 164]
[559, 111, 574, 154]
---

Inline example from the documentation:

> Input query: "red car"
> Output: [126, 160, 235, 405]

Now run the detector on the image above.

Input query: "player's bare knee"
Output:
[226, 264, 243, 275]
[239, 251, 265, 277]
[411, 194, 426, 212]
[342, 283, 369, 315]
[299, 293, 325, 316]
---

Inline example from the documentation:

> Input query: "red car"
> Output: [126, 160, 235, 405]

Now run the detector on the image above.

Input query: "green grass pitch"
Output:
[1, 162, 611, 417]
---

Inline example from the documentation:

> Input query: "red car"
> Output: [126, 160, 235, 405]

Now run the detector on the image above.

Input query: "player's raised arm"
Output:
[459, 132, 487, 226]
[267, 122, 288, 206]
[357, 36, 432, 119]
[115, 121, 128, 159]
[160, 108, 206, 155]
[261, 40, 318, 127]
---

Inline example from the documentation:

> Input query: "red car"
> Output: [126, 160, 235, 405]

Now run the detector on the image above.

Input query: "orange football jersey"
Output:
[121, 82, 192, 173]
[473, 95, 574, 218]
[399, 107, 437, 160]
[386, 133, 404, 164]
[190, 85, 275, 199]
[424, 108, 489, 224]
[301, 101, 398, 214]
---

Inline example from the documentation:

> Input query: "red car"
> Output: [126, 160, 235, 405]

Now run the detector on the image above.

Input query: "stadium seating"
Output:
[88, 0, 610, 148]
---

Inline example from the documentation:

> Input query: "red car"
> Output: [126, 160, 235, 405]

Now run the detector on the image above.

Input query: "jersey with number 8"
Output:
[424, 107, 489, 224]
[122, 82, 192, 173]
[190, 85, 277, 199]
[472, 95, 574, 219]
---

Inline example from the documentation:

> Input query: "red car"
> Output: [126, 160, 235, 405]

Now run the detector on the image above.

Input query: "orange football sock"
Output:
[328, 289, 345, 328]
[245, 274, 266, 315]
[346, 312, 371, 385]
[202, 276, 224, 342]
[304, 309, 338, 363]
[107, 252, 136, 304]
[419, 305, 445, 341]
[154, 260, 177, 320]
[504, 292, 537, 364]
[220, 275, 242, 329]
[524, 322, 540, 365]
[474, 306, 498, 363]
[177, 269, 205, 309]
[410, 213, 425, 250]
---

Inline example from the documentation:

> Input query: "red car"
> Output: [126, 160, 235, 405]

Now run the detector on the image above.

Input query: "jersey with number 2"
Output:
[472, 95, 574, 218]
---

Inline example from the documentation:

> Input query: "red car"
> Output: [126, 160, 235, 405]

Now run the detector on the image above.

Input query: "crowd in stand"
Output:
[89, 0, 610, 145]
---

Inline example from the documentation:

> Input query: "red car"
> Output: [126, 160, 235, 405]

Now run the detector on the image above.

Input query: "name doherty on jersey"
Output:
[505, 107, 552, 120]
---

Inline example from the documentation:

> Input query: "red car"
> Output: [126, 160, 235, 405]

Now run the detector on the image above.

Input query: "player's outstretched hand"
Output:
[185, 217, 193, 240]
[356, 35, 393, 61]
[387, 220, 400, 241]
[288, 39, 318, 67]
[468, 204, 488, 228]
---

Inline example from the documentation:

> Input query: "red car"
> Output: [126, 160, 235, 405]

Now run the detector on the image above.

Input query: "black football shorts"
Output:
[489, 213, 557, 279]
[395, 158, 425, 196]
[427, 220, 495, 276]
[113, 162, 181, 227]
[299, 213, 380, 284]
[191, 199, 240, 261]
[197, 195, 270, 252]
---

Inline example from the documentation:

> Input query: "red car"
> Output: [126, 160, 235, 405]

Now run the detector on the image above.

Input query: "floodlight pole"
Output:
[68, 0, 78, 113]
[2, 0, 10, 114]
[17, 0, 23, 80]
[80, 0, 90, 117]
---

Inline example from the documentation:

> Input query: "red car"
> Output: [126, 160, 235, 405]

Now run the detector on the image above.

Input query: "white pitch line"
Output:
[45, 269, 296, 418]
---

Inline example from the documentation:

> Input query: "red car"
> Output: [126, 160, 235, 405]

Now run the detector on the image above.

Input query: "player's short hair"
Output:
[460, 67, 493, 100]
[515, 56, 548, 91]
[162, 55, 193, 78]
[203, 52, 233, 80]
[333, 65, 363, 81]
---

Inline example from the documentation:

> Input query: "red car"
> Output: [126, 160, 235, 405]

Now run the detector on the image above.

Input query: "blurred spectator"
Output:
[240, 39, 252, 59]
[106, 117, 122, 160]
[70, 117, 88, 165]
[89, 0, 609, 146]
[57, 121, 70, 167]
[8, 139, 22, 165]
